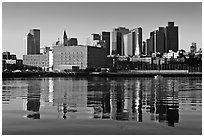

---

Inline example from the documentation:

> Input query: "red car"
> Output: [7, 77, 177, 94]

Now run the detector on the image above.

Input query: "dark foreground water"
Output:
[2, 77, 202, 135]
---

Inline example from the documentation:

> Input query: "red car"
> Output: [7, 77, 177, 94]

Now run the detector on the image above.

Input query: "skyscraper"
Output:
[146, 39, 151, 55]
[142, 41, 146, 55]
[165, 22, 179, 52]
[112, 27, 129, 56]
[123, 33, 132, 56]
[146, 22, 179, 55]
[149, 31, 155, 55]
[26, 29, 40, 55]
[155, 27, 165, 54]
[123, 27, 142, 57]
[101, 32, 110, 55]
[130, 27, 142, 56]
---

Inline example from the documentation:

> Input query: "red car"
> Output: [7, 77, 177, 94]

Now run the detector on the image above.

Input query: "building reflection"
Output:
[53, 78, 90, 119]
[108, 79, 143, 121]
[87, 77, 110, 119]
[45, 77, 180, 125]
[138, 80, 143, 122]
[26, 80, 41, 119]
[153, 78, 179, 127]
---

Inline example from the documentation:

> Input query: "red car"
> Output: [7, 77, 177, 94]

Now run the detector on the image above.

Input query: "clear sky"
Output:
[2, 2, 202, 59]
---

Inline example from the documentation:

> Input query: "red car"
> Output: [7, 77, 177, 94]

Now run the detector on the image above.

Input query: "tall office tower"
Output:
[146, 39, 151, 55]
[149, 31, 155, 55]
[190, 42, 197, 53]
[154, 27, 165, 54]
[165, 22, 179, 52]
[68, 38, 78, 46]
[112, 27, 129, 56]
[130, 27, 142, 56]
[63, 30, 68, 46]
[26, 29, 40, 55]
[123, 33, 132, 56]
[142, 41, 146, 55]
[101, 32, 110, 55]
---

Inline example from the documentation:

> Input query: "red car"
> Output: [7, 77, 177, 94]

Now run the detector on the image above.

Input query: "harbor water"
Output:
[2, 77, 202, 135]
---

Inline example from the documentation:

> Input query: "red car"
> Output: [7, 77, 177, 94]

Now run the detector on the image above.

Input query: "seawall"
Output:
[2, 71, 202, 78]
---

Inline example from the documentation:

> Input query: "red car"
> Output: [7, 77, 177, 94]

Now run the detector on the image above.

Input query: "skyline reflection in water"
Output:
[2, 77, 202, 127]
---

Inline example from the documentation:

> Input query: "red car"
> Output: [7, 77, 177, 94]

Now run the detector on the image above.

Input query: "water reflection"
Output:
[26, 80, 41, 119]
[2, 77, 202, 127]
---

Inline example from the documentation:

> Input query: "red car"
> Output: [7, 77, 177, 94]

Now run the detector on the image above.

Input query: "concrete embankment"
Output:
[2, 70, 201, 78]
[2, 72, 89, 78]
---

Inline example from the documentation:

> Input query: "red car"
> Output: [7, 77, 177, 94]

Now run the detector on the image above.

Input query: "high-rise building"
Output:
[112, 27, 129, 56]
[146, 39, 151, 55]
[123, 27, 142, 57]
[68, 38, 78, 46]
[123, 33, 132, 56]
[101, 32, 110, 55]
[165, 22, 179, 52]
[130, 27, 142, 56]
[142, 41, 146, 55]
[146, 22, 179, 55]
[155, 27, 165, 54]
[149, 31, 155, 55]
[26, 29, 40, 55]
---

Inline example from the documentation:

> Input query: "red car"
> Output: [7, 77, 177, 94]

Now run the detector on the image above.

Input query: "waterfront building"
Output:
[163, 50, 179, 59]
[23, 54, 47, 69]
[53, 45, 107, 71]
[23, 47, 53, 71]
[2, 51, 23, 71]
[23, 46, 52, 71]
[112, 27, 129, 56]
[2, 52, 17, 60]
[48, 50, 53, 71]
[190, 42, 197, 53]
[131, 56, 152, 63]
[25, 29, 40, 55]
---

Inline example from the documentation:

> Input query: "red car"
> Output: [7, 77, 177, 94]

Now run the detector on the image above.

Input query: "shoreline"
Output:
[2, 71, 202, 78]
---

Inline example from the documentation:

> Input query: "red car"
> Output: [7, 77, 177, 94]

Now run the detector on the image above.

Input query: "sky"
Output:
[2, 2, 202, 59]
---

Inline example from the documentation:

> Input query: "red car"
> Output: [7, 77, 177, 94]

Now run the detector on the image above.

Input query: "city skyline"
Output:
[2, 2, 202, 58]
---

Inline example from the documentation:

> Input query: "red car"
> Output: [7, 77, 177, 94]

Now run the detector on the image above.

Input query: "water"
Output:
[2, 77, 202, 134]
